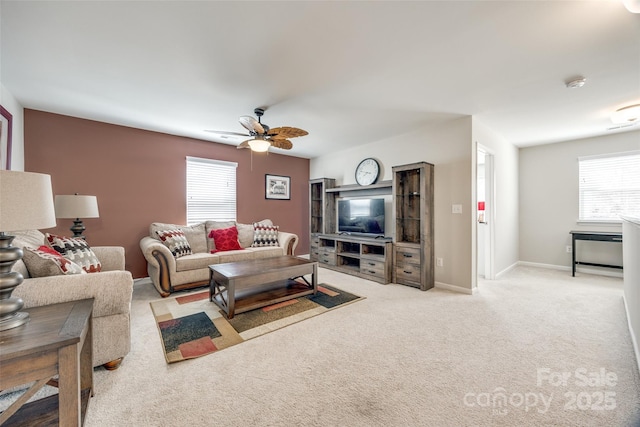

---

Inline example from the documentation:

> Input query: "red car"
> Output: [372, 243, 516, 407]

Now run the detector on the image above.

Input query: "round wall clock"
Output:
[355, 158, 380, 186]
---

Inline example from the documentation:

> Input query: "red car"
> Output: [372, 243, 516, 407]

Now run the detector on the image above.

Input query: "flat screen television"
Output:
[337, 198, 385, 235]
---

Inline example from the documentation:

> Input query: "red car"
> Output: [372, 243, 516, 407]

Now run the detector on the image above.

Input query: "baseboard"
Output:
[134, 277, 152, 286]
[623, 294, 640, 376]
[495, 262, 519, 279]
[516, 261, 623, 278]
[435, 281, 475, 295]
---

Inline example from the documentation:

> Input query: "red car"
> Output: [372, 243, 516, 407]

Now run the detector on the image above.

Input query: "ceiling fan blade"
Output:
[269, 139, 293, 150]
[239, 116, 264, 134]
[237, 140, 251, 149]
[268, 127, 308, 139]
[204, 130, 250, 137]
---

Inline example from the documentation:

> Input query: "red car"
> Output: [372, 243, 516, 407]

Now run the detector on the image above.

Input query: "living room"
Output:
[1, 1, 639, 425]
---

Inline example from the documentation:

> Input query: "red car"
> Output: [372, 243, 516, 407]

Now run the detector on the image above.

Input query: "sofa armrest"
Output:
[140, 236, 176, 296]
[278, 231, 299, 256]
[14, 271, 133, 318]
[92, 246, 126, 271]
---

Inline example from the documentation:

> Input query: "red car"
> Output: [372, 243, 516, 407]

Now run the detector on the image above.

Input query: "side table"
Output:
[0, 298, 94, 426]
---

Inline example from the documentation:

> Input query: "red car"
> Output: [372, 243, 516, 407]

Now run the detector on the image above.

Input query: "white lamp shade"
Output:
[248, 139, 271, 152]
[623, 0, 640, 13]
[55, 195, 100, 219]
[0, 170, 57, 231]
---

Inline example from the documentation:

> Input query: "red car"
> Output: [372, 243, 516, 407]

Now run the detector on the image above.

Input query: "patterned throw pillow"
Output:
[251, 223, 279, 248]
[22, 245, 85, 277]
[208, 226, 243, 253]
[45, 233, 102, 273]
[156, 229, 193, 258]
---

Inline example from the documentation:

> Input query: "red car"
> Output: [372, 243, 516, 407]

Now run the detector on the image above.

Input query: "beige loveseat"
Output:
[139, 219, 298, 297]
[11, 230, 134, 370]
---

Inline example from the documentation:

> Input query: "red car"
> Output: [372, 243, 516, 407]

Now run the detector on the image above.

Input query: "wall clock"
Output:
[355, 158, 380, 186]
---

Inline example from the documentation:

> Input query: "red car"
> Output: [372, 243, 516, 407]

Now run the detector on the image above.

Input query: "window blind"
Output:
[186, 156, 237, 225]
[578, 151, 640, 221]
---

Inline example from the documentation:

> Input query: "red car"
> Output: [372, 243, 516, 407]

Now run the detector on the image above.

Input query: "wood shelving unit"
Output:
[392, 161, 434, 290]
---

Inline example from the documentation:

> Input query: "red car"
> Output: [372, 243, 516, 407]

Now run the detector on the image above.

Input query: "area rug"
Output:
[150, 283, 363, 364]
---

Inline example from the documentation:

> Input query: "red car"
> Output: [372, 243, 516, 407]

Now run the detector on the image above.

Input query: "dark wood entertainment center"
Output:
[309, 161, 434, 290]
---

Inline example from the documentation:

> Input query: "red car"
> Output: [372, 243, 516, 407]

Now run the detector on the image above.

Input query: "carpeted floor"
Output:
[7, 265, 639, 426]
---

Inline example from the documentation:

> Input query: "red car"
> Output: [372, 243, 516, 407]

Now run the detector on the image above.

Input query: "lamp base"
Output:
[0, 311, 29, 331]
[0, 232, 30, 331]
[70, 218, 86, 239]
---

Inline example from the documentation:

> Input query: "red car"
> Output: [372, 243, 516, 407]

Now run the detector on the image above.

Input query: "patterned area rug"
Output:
[150, 283, 363, 363]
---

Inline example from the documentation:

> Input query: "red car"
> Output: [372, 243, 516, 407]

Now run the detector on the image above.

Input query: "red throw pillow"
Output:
[208, 226, 242, 253]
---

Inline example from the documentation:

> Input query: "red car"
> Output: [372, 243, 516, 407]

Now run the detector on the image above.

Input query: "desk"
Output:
[0, 299, 93, 426]
[570, 231, 623, 277]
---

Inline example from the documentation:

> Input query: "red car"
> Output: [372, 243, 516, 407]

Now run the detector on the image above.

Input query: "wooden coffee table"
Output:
[209, 256, 318, 319]
[0, 298, 93, 426]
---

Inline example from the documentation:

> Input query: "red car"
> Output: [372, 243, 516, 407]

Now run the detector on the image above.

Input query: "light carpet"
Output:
[25, 266, 640, 426]
[149, 283, 363, 363]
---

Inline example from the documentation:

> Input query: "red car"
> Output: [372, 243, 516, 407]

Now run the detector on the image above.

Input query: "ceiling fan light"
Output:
[248, 139, 270, 152]
[611, 104, 640, 124]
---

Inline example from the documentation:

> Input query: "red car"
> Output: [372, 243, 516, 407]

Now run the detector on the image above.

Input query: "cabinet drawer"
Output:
[395, 263, 421, 285]
[395, 247, 421, 265]
[318, 252, 336, 266]
[360, 259, 385, 276]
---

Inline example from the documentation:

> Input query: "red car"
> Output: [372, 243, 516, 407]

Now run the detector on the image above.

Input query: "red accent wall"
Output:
[24, 109, 310, 278]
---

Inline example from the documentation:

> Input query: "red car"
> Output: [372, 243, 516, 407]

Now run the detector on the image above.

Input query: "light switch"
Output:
[452, 204, 462, 214]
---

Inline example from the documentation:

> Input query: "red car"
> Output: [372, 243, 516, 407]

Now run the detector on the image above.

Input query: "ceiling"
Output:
[1, 1, 639, 159]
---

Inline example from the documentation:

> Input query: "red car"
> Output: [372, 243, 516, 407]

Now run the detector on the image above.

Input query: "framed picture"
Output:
[265, 174, 291, 200]
[1, 105, 13, 170]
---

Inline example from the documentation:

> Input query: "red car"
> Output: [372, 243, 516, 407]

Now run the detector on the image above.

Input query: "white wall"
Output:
[472, 118, 520, 279]
[519, 130, 640, 271]
[0, 83, 24, 170]
[311, 116, 474, 291]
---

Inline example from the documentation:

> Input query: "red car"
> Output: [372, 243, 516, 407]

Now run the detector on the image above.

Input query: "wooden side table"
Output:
[0, 298, 94, 426]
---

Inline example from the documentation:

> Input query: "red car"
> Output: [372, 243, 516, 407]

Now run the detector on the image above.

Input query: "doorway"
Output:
[477, 145, 495, 280]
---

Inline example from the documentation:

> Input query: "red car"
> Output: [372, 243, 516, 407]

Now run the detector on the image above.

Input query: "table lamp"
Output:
[54, 194, 100, 239]
[0, 170, 57, 330]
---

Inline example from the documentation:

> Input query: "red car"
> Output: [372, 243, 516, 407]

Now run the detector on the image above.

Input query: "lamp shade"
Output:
[0, 170, 56, 231]
[54, 195, 100, 219]
[623, 0, 640, 13]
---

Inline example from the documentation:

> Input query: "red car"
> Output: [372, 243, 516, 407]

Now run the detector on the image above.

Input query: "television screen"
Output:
[337, 198, 385, 235]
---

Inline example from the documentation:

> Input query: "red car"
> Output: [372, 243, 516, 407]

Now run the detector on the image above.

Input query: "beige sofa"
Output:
[11, 230, 134, 370]
[139, 219, 298, 297]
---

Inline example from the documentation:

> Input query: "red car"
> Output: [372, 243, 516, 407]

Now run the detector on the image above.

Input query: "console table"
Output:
[0, 298, 94, 426]
[569, 231, 623, 277]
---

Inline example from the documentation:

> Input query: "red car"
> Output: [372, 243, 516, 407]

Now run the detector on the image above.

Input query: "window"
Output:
[578, 151, 640, 221]
[186, 156, 237, 225]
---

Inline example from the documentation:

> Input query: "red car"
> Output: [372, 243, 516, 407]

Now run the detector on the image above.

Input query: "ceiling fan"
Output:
[205, 108, 308, 152]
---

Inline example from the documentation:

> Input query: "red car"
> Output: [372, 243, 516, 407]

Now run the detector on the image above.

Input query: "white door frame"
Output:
[477, 143, 496, 280]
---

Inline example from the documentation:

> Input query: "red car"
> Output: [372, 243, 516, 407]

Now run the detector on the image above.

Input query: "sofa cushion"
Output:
[251, 223, 279, 247]
[175, 253, 220, 272]
[22, 246, 86, 277]
[236, 223, 255, 248]
[150, 222, 207, 253]
[45, 233, 102, 273]
[208, 226, 242, 253]
[245, 246, 286, 259]
[216, 249, 259, 263]
[156, 229, 192, 258]
[205, 221, 236, 252]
